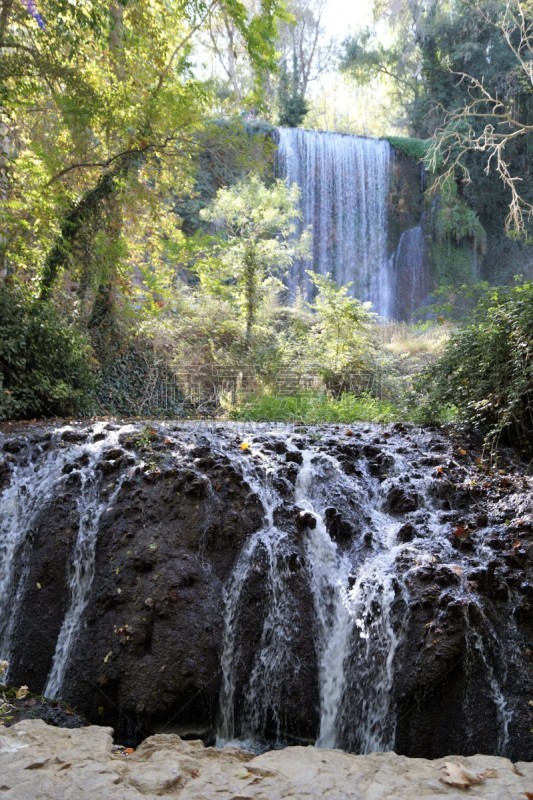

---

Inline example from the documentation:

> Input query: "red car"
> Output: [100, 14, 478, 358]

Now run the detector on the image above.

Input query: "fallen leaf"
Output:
[345, 429, 354, 436]
[458, 448, 468, 456]
[440, 762, 485, 789]
[124, 748, 134, 755]
[239, 441, 250, 451]
[103, 651, 113, 663]
[524, 792, 533, 799]
[15, 685, 29, 699]
[453, 526, 468, 538]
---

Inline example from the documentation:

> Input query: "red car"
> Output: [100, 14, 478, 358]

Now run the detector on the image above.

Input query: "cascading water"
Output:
[393, 225, 428, 321]
[215, 436, 419, 753]
[1, 421, 529, 759]
[44, 463, 131, 698]
[0, 436, 90, 679]
[0, 424, 136, 692]
[276, 127, 393, 316]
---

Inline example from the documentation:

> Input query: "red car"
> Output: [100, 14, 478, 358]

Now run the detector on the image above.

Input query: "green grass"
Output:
[227, 391, 400, 424]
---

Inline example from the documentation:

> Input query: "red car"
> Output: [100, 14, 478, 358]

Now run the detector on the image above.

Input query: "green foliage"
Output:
[431, 179, 486, 255]
[0, 283, 95, 421]
[430, 242, 477, 289]
[421, 281, 491, 321]
[1, 0, 287, 299]
[386, 137, 430, 161]
[198, 176, 308, 340]
[340, 26, 421, 123]
[426, 178, 486, 290]
[277, 58, 308, 127]
[422, 281, 533, 452]
[175, 117, 277, 234]
[307, 272, 380, 393]
[228, 391, 398, 423]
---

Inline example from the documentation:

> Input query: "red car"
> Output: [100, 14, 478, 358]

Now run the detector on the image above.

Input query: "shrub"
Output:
[0, 282, 95, 421]
[422, 282, 533, 453]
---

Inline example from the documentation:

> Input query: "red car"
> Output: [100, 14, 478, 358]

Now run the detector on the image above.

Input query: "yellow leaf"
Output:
[234, 768, 252, 779]
[15, 685, 29, 699]
[240, 441, 250, 451]
[103, 651, 113, 663]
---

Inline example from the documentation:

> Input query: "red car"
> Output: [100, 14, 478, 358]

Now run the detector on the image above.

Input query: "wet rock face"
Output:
[1, 420, 533, 760]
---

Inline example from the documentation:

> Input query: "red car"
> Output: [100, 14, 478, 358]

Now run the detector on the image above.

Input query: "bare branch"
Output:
[427, 3, 533, 238]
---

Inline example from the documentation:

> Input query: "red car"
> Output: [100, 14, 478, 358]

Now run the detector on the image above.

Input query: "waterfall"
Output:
[0, 423, 136, 693]
[393, 225, 428, 320]
[276, 127, 393, 317]
[44, 467, 129, 698]
[1, 421, 525, 759]
[294, 452, 354, 749]
[216, 435, 408, 752]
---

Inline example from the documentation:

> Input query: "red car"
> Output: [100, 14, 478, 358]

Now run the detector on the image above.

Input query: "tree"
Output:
[203, 0, 333, 125]
[306, 272, 379, 394]
[340, 23, 422, 131]
[0, 0, 287, 311]
[198, 176, 308, 341]
[426, 0, 533, 237]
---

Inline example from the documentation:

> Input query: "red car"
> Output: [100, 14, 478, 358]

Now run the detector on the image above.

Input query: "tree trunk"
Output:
[244, 242, 257, 344]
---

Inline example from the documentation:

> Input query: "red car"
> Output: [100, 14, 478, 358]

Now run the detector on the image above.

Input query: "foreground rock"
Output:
[2, 421, 533, 759]
[1, 720, 532, 800]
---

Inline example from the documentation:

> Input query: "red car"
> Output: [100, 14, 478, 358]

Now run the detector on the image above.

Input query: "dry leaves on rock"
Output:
[440, 762, 497, 789]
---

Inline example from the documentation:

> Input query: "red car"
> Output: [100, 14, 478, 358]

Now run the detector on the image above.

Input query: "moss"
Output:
[431, 241, 476, 287]
[386, 136, 430, 161]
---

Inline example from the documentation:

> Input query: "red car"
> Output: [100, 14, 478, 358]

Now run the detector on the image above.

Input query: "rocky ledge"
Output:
[1, 720, 533, 800]
[2, 421, 533, 758]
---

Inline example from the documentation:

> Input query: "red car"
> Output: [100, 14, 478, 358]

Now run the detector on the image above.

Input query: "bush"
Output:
[422, 282, 533, 453]
[0, 282, 95, 421]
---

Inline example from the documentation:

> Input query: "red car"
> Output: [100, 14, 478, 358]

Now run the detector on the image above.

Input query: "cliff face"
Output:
[1, 420, 532, 759]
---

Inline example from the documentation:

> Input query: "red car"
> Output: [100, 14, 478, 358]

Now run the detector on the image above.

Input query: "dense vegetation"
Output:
[423, 282, 533, 454]
[0, 0, 531, 460]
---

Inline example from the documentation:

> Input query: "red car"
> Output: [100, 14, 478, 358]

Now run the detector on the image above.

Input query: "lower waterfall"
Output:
[393, 225, 428, 321]
[0, 421, 531, 760]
